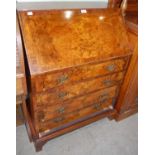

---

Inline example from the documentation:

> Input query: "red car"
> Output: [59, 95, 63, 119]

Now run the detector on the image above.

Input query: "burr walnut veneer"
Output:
[18, 8, 136, 151]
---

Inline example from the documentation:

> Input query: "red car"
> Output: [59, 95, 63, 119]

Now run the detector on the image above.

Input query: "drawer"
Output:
[36, 86, 118, 122]
[37, 98, 114, 132]
[35, 72, 124, 106]
[33, 56, 129, 93]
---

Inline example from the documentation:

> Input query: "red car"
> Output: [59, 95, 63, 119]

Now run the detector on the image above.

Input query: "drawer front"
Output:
[36, 86, 118, 122]
[33, 56, 129, 93]
[35, 72, 124, 106]
[37, 98, 114, 132]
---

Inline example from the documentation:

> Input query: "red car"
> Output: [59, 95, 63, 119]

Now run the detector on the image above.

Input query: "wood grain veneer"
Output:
[114, 30, 138, 121]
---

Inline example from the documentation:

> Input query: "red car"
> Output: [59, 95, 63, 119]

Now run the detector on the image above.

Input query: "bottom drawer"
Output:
[37, 97, 115, 133]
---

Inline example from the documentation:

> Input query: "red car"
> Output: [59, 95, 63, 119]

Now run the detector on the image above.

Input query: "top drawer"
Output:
[32, 56, 130, 93]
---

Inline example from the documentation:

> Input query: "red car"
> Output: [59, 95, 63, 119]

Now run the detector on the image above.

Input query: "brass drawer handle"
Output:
[53, 117, 64, 123]
[106, 64, 115, 72]
[57, 74, 68, 84]
[58, 92, 68, 99]
[94, 103, 101, 110]
[99, 98, 107, 103]
[99, 93, 109, 100]
[57, 107, 65, 114]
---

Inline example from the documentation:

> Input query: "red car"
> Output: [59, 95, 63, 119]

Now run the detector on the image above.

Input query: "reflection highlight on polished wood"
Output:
[19, 9, 132, 75]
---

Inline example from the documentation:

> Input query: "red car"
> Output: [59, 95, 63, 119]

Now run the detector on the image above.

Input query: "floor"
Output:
[16, 114, 138, 155]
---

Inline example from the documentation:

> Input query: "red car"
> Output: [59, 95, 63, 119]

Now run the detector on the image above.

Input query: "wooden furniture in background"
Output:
[114, 0, 138, 120]
[16, 16, 27, 126]
[125, 0, 138, 25]
[116, 0, 138, 24]
[115, 25, 138, 120]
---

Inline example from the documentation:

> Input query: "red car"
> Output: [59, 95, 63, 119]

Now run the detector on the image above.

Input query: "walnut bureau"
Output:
[18, 8, 136, 151]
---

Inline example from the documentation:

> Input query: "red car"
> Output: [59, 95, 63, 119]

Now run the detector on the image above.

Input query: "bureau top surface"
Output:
[19, 9, 131, 76]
